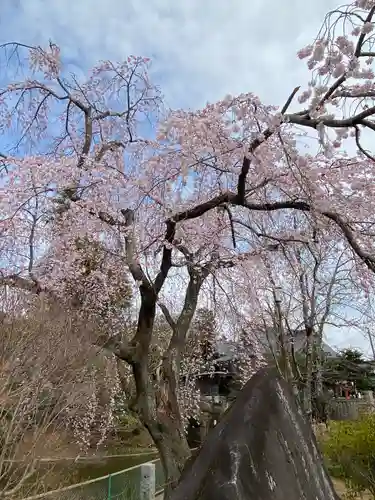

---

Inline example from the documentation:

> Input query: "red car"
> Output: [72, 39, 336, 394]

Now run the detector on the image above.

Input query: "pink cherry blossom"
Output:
[2, 1, 375, 485]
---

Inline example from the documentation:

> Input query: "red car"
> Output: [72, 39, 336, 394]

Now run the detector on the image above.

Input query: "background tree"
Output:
[237, 214, 357, 416]
[324, 348, 375, 393]
[189, 308, 217, 363]
[0, 291, 105, 497]
[280, 232, 356, 417]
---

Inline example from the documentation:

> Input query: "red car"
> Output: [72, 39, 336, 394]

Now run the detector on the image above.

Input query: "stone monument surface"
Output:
[170, 367, 339, 500]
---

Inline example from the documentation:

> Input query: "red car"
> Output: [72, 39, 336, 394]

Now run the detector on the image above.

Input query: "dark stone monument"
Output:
[171, 367, 339, 500]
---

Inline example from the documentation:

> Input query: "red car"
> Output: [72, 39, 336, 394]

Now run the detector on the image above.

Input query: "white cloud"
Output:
[2, 0, 341, 108]
[326, 325, 374, 359]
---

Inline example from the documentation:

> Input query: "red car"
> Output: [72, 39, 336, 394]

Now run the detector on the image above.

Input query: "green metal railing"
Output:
[19, 448, 198, 500]
[19, 457, 165, 500]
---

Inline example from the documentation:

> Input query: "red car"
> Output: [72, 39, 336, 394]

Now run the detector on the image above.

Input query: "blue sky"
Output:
[1, 0, 372, 355]
[0, 0, 340, 109]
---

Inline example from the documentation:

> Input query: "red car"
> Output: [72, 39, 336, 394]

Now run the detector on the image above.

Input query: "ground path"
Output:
[332, 478, 371, 499]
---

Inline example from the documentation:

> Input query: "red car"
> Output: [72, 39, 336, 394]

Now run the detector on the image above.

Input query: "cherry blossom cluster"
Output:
[297, 2, 375, 116]
[65, 356, 122, 452]
[3, 0, 375, 453]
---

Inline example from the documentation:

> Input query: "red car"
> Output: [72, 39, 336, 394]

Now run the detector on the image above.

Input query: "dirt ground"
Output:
[332, 478, 373, 499]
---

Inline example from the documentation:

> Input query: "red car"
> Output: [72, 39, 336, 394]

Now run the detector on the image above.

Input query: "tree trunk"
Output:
[128, 284, 189, 496]
[313, 330, 324, 397]
[367, 328, 375, 361]
[146, 416, 191, 499]
[275, 301, 295, 388]
[143, 268, 207, 497]
[133, 338, 192, 498]
[136, 359, 191, 498]
[118, 233, 210, 497]
[304, 330, 313, 420]
[133, 362, 191, 499]
[118, 347, 192, 499]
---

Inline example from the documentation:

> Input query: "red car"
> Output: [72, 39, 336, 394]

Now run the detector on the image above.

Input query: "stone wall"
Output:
[329, 393, 375, 421]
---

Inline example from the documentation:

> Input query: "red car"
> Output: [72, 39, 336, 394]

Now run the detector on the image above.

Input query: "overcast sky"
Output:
[2, 0, 342, 108]
[2, 0, 372, 355]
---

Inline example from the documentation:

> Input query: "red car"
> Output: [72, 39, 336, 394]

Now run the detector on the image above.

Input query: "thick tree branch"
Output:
[170, 194, 375, 273]
[119, 208, 149, 285]
[0, 274, 42, 294]
[236, 86, 300, 203]
[158, 302, 177, 332]
[286, 107, 375, 131]
[154, 220, 176, 294]
[316, 6, 375, 107]
[233, 218, 312, 246]
[95, 333, 135, 364]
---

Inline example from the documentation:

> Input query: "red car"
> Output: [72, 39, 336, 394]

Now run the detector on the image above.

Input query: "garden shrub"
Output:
[321, 414, 375, 497]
